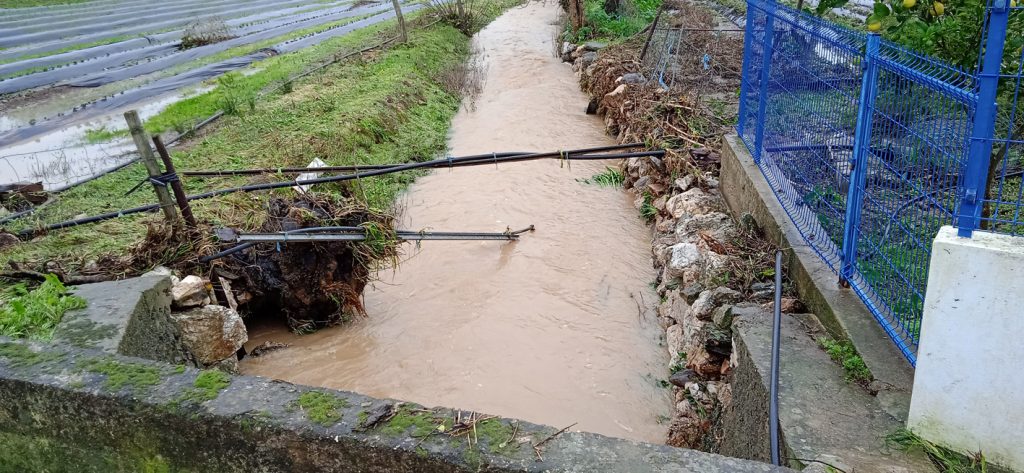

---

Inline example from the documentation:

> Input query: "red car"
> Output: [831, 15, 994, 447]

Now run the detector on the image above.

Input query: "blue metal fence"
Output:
[737, 0, 1023, 365]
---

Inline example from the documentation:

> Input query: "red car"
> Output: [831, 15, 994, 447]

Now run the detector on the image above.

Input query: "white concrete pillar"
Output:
[909, 226, 1024, 471]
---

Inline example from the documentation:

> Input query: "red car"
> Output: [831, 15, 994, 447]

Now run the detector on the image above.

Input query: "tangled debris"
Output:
[567, 0, 799, 451]
[211, 195, 398, 333]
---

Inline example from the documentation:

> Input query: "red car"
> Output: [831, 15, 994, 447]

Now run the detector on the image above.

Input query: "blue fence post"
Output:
[752, 3, 776, 162]
[957, 0, 1010, 237]
[840, 33, 881, 284]
[736, 2, 758, 138]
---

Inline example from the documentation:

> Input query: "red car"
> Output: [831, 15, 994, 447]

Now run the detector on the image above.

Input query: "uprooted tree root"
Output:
[207, 195, 400, 332]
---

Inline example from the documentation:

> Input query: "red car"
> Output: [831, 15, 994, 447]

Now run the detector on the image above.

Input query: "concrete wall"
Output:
[0, 338, 791, 473]
[909, 226, 1024, 471]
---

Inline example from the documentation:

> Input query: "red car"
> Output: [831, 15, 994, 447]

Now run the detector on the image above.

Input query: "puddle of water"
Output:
[240, 2, 672, 443]
[0, 86, 209, 189]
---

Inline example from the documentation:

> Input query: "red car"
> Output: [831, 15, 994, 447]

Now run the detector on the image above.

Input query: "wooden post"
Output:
[391, 0, 407, 43]
[124, 110, 178, 225]
[152, 135, 198, 228]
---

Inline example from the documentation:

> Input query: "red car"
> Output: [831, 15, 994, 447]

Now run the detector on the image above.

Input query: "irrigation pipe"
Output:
[200, 225, 535, 262]
[183, 149, 664, 176]
[769, 250, 783, 467]
[16, 144, 661, 237]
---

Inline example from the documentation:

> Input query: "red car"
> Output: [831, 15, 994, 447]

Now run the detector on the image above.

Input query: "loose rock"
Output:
[172, 305, 248, 366]
[689, 287, 742, 321]
[669, 368, 698, 387]
[172, 275, 210, 309]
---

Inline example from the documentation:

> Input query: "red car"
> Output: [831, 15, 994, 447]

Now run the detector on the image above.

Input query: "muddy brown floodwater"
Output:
[241, 1, 672, 443]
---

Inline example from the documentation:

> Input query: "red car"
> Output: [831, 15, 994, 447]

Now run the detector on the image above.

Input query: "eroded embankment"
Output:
[241, 1, 673, 444]
[565, 0, 796, 449]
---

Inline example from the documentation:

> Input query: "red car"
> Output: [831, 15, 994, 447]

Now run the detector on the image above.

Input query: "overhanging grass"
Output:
[0, 22, 473, 271]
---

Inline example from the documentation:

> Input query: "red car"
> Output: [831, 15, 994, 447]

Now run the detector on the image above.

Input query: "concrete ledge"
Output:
[719, 134, 915, 419]
[55, 275, 187, 364]
[719, 306, 932, 472]
[0, 338, 790, 472]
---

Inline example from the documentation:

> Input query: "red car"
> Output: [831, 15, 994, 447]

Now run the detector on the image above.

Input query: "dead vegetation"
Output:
[435, 44, 486, 110]
[180, 18, 234, 50]
[581, 2, 773, 295]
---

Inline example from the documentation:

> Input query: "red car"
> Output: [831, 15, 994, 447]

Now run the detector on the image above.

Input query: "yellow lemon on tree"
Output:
[1012, 0, 1018, 8]
[932, 1, 945, 15]
[903, 0, 916, 8]
[867, 19, 883, 31]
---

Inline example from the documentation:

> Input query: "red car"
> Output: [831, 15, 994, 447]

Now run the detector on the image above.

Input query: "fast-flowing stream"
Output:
[241, 1, 672, 443]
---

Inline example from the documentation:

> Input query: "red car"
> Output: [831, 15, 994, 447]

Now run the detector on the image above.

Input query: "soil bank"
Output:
[241, 1, 672, 443]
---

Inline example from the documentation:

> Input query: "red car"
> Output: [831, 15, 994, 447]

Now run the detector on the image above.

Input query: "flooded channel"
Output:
[241, 1, 672, 443]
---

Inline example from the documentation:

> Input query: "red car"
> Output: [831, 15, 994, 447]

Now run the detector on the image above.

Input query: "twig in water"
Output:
[532, 422, 577, 461]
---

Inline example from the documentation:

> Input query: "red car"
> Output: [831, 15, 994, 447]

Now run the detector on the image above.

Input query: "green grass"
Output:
[577, 166, 625, 186]
[143, 15, 407, 135]
[886, 428, 990, 473]
[0, 274, 86, 340]
[569, 0, 661, 42]
[83, 126, 130, 144]
[0, 0, 87, 7]
[0, 17, 494, 271]
[819, 338, 873, 383]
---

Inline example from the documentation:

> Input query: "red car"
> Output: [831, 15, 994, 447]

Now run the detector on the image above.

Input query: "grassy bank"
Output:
[0, 11, 504, 272]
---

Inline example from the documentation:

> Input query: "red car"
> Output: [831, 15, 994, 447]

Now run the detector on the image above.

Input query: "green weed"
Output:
[578, 166, 625, 186]
[639, 192, 658, 221]
[886, 428, 989, 473]
[0, 19, 501, 270]
[0, 274, 86, 340]
[819, 338, 872, 383]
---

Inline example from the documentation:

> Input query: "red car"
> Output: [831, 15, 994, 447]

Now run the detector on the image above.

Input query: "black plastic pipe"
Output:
[770, 250, 783, 466]
[16, 144, 658, 237]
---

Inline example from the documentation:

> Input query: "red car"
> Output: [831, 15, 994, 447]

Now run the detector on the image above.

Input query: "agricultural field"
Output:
[0, 0, 420, 189]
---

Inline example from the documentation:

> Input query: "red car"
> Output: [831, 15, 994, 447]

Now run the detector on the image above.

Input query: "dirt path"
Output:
[241, 1, 672, 443]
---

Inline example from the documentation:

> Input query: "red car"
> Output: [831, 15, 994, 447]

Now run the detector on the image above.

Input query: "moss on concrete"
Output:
[0, 431, 182, 472]
[295, 391, 349, 426]
[178, 370, 231, 404]
[475, 418, 519, 455]
[53, 317, 118, 349]
[0, 342, 65, 367]
[80, 357, 163, 391]
[379, 406, 439, 437]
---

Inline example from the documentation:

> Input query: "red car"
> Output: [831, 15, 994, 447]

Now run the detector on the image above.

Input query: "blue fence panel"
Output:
[739, 0, 866, 271]
[973, 4, 1024, 236]
[737, 0, 986, 364]
[847, 40, 976, 361]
